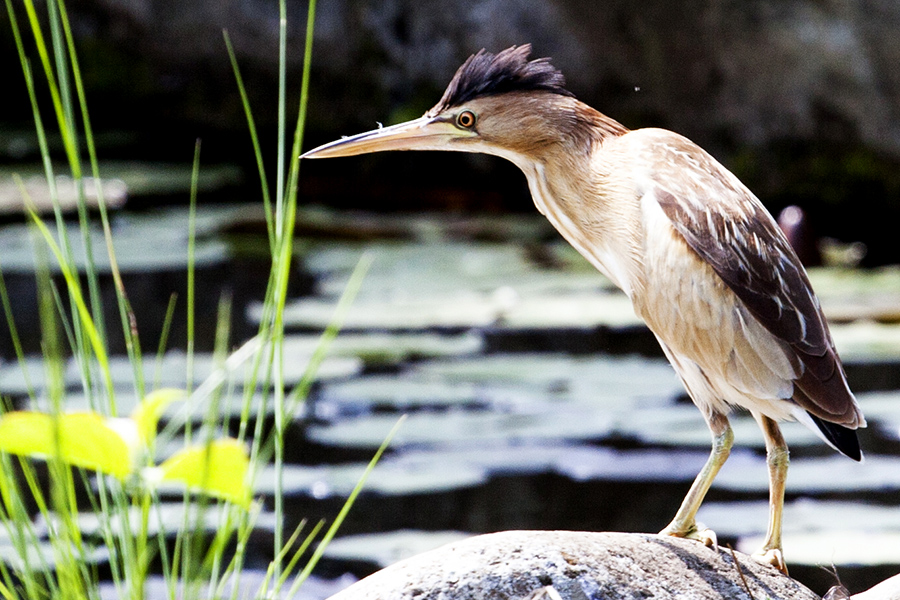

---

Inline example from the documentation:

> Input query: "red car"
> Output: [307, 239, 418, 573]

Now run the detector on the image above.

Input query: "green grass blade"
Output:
[59, 0, 150, 404]
[223, 30, 275, 251]
[274, 0, 288, 239]
[18, 0, 79, 172]
[286, 251, 371, 414]
[266, 0, 319, 578]
[25, 205, 116, 408]
[287, 416, 405, 596]
[273, 520, 323, 595]
[0, 263, 37, 402]
[48, 0, 110, 366]
[187, 140, 201, 394]
[154, 293, 179, 389]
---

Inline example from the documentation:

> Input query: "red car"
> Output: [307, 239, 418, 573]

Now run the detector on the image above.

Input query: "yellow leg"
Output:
[752, 413, 789, 574]
[660, 412, 732, 546]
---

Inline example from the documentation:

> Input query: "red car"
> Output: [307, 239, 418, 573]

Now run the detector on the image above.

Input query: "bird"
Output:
[301, 44, 865, 573]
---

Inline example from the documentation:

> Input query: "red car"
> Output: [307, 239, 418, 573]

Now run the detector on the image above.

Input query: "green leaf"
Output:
[131, 388, 186, 446]
[26, 210, 116, 406]
[0, 411, 135, 478]
[156, 439, 251, 508]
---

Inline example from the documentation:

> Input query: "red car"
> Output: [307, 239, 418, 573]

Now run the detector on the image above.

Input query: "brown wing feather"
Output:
[646, 135, 860, 426]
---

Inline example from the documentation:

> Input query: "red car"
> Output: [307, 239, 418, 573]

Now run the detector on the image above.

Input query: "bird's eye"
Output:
[456, 110, 476, 129]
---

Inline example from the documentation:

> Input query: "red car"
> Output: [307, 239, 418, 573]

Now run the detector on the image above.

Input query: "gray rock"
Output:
[856, 573, 900, 600]
[325, 530, 819, 600]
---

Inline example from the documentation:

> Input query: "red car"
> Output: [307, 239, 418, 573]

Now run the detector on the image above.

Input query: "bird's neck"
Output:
[518, 104, 641, 296]
[580, 107, 630, 144]
[518, 146, 645, 297]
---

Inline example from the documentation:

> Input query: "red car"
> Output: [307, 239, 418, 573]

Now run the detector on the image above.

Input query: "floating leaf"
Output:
[0, 411, 134, 478]
[155, 439, 251, 508]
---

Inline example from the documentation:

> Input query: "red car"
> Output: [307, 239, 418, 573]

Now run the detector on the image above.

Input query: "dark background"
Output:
[2, 0, 900, 264]
[1, 4, 898, 597]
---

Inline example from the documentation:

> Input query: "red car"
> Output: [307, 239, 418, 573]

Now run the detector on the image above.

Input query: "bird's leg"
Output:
[660, 412, 732, 546]
[753, 413, 789, 574]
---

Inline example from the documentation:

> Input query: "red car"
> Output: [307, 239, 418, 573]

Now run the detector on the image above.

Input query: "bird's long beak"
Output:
[301, 116, 472, 159]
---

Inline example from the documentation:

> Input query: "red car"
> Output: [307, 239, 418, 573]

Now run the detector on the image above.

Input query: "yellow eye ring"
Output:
[456, 110, 476, 129]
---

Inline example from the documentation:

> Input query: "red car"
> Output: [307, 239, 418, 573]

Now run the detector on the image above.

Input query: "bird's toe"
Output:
[751, 547, 788, 575]
[659, 523, 718, 548]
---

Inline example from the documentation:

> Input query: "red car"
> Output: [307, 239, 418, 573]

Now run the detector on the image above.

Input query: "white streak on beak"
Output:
[301, 116, 473, 159]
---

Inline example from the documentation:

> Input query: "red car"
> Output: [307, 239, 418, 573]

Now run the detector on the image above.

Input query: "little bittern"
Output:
[302, 45, 865, 573]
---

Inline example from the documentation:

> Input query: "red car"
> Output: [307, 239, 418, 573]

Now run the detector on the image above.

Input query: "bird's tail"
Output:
[799, 411, 863, 461]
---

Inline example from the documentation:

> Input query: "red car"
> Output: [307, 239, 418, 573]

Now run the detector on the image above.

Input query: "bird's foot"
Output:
[752, 547, 788, 575]
[658, 522, 718, 548]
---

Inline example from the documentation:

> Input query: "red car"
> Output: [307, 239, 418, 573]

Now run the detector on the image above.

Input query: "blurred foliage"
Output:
[730, 141, 900, 266]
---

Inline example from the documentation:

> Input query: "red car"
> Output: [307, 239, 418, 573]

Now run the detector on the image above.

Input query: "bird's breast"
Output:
[522, 161, 644, 297]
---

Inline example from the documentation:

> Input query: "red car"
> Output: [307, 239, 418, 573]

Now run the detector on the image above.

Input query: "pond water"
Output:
[1, 202, 899, 598]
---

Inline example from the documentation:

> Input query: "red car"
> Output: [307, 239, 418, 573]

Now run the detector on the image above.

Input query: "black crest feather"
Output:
[432, 44, 573, 112]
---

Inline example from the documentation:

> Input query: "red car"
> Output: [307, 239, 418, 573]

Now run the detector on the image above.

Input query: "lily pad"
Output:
[392, 444, 716, 484]
[496, 292, 642, 329]
[265, 239, 627, 331]
[700, 498, 900, 565]
[317, 376, 484, 413]
[0, 219, 227, 274]
[96, 571, 358, 600]
[32, 388, 263, 422]
[810, 266, 900, 323]
[317, 354, 680, 416]
[114, 203, 265, 238]
[253, 458, 488, 498]
[712, 454, 900, 493]
[0, 539, 109, 572]
[304, 241, 531, 283]
[0, 174, 126, 215]
[756, 530, 900, 565]
[33, 503, 277, 539]
[311, 254, 616, 303]
[283, 331, 484, 365]
[322, 530, 472, 569]
[614, 407, 826, 449]
[854, 391, 900, 438]
[292, 206, 552, 242]
[412, 354, 680, 397]
[98, 162, 243, 197]
[266, 295, 503, 330]
[830, 321, 900, 361]
[306, 408, 616, 449]
[3, 349, 361, 399]
[254, 444, 715, 500]
[700, 498, 900, 538]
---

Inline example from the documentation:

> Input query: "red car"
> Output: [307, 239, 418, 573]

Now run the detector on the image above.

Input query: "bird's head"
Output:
[301, 45, 623, 165]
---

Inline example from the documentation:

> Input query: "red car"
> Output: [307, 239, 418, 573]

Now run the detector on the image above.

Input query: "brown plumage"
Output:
[302, 44, 866, 573]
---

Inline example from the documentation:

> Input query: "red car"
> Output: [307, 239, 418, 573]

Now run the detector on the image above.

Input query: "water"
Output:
[2, 204, 899, 597]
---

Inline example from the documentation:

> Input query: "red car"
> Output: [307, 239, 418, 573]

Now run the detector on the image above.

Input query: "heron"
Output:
[301, 44, 865, 573]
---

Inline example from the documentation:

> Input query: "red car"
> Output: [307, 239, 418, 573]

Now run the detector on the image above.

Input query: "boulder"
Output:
[325, 530, 820, 600]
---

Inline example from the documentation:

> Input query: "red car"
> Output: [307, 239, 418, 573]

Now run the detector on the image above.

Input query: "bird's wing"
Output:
[644, 132, 859, 426]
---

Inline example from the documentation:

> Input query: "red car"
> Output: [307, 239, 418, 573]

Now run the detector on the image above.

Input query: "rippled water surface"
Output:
[2, 204, 899, 598]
